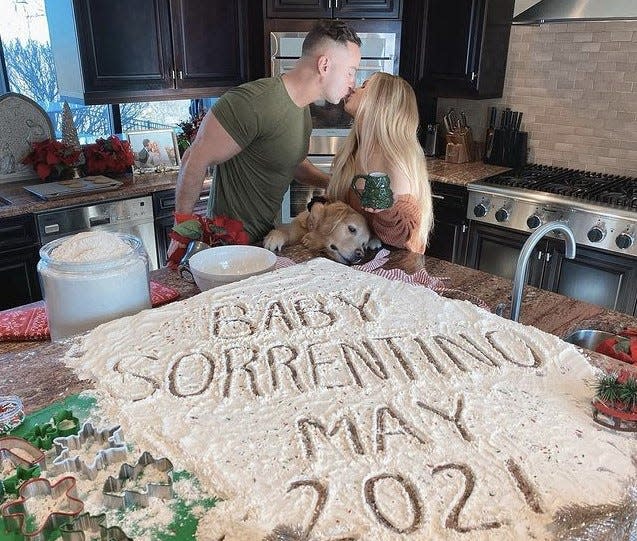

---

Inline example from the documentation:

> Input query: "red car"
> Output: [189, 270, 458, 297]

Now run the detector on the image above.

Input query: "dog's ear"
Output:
[306, 201, 326, 231]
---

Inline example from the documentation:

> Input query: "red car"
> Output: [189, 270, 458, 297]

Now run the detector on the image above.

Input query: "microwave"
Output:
[271, 30, 399, 223]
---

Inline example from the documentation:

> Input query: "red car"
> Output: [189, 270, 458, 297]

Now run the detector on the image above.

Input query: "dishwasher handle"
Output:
[89, 216, 111, 227]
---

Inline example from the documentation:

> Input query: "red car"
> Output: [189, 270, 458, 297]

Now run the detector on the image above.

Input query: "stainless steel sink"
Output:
[563, 329, 616, 350]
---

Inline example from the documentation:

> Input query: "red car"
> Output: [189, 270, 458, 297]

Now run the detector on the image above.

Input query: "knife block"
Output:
[445, 129, 475, 164]
[484, 129, 528, 168]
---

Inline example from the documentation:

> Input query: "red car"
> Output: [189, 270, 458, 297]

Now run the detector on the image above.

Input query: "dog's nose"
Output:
[355, 248, 364, 259]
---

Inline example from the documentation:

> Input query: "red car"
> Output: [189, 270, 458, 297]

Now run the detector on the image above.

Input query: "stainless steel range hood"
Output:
[513, 0, 637, 24]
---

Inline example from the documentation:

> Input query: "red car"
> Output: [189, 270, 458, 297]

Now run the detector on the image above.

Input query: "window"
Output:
[0, 1, 214, 144]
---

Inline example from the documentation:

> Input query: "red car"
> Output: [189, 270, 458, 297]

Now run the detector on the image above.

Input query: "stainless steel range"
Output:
[467, 164, 637, 258]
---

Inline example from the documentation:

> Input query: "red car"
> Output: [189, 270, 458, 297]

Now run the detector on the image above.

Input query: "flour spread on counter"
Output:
[64, 258, 636, 540]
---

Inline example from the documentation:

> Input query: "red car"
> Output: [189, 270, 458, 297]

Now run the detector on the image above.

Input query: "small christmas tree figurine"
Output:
[61, 101, 85, 167]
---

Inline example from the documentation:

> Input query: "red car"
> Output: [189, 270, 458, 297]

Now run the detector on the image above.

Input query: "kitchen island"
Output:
[1, 244, 636, 414]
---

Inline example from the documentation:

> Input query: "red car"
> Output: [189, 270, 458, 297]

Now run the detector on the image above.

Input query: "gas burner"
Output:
[467, 164, 637, 258]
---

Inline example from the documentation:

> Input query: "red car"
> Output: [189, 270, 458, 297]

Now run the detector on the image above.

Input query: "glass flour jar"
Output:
[38, 232, 151, 341]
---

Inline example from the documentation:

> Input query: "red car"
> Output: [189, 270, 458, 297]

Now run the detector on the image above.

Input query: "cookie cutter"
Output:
[60, 512, 133, 541]
[0, 437, 45, 500]
[24, 409, 80, 450]
[1, 475, 83, 541]
[51, 422, 128, 481]
[0, 436, 46, 471]
[102, 451, 174, 509]
[0, 396, 25, 434]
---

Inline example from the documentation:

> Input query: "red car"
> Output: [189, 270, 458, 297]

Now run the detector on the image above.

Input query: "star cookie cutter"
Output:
[60, 512, 133, 541]
[0, 476, 83, 541]
[102, 451, 174, 509]
[51, 422, 128, 481]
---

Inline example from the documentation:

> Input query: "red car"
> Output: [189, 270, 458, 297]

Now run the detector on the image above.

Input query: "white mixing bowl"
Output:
[188, 245, 277, 291]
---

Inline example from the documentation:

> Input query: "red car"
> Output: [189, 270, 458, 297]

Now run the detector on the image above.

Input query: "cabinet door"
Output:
[74, 0, 174, 93]
[171, 0, 251, 90]
[428, 220, 468, 264]
[544, 245, 637, 315]
[266, 0, 332, 18]
[417, 0, 513, 98]
[0, 246, 42, 310]
[336, 0, 401, 18]
[466, 223, 546, 285]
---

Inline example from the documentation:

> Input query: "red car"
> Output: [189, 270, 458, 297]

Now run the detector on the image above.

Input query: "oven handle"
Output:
[89, 216, 111, 227]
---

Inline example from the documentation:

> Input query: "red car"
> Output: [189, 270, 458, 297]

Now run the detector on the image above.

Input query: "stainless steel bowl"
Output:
[562, 329, 616, 350]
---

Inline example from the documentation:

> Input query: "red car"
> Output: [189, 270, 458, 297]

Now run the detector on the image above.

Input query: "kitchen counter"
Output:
[426, 157, 511, 186]
[0, 160, 506, 220]
[1, 245, 636, 414]
[0, 171, 182, 219]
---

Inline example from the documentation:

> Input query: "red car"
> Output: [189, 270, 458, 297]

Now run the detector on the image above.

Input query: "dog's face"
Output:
[302, 201, 371, 264]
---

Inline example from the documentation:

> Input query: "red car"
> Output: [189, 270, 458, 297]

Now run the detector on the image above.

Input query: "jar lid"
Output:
[0, 395, 25, 434]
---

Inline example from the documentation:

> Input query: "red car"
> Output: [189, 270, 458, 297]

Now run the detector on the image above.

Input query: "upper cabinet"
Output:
[402, 0, 514, 99]
[265, 0, 402, 19]
[46, 0, 263, 104]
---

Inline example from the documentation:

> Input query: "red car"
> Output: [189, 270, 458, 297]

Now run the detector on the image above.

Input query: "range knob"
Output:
[495, 207, 510, 222]
[616, 232, 634, 250]
[473, 202, 488, 218]
[587, 226, 605, 243]
[526, 214, 542, 229]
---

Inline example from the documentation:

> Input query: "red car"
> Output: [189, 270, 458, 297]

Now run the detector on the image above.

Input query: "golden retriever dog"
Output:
[264, 199, 373, 264]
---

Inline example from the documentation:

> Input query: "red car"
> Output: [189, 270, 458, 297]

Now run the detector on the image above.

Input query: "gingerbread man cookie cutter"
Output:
[51, 422, 128, 480]
[1, 476, 83, 541]
[102, 451, 174, 509]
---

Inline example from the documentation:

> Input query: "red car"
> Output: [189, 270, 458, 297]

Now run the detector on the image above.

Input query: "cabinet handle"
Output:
[471, 72, 477, 82]
[171, 69, 176, 81]
[545, 252, 551, 262]
[537, 250, 543, 260]
[328, 0, 332, 7]
[461, 224, 467, 233]
[432, 194, 445, 200]
[178, 70, 183, 80]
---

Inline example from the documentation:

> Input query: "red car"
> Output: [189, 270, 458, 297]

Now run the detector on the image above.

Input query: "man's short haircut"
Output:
[301, 20, 361, 56]
[142, 138, 150, 146]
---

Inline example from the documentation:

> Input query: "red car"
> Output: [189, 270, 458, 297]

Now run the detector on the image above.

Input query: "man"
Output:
[137, 138, 151, 166]
[169, 20, 361, 258]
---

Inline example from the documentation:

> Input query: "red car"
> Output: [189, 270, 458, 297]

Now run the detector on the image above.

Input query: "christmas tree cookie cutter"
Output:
[51, 422, 128, 480]
[0, 476, 84, 541]
[60, 512, 132, 541]
[102, 451, 174, 509]
[24, 409, 81, 450]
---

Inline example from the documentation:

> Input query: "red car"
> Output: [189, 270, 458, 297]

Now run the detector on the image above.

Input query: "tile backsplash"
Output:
[437, 22, 637, 176]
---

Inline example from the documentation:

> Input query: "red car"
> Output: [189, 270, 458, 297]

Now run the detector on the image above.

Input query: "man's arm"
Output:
[175, 111, 243, 215]
[292, 158, 330, 189]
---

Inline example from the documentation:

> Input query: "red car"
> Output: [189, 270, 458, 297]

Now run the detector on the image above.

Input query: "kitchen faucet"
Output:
[509, 222, 576, 322]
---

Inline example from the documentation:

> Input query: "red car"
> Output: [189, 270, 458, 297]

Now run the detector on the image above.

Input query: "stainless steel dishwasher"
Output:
[36, 196, 158, 270]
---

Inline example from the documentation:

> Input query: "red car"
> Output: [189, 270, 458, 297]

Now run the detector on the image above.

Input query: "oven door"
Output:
[280, 155, 332, 225]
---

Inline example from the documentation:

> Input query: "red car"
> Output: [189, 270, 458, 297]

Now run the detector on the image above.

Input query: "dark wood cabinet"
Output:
[265, 0, 401, 18]
[0, 214, 42, 310]
[427, 182, 469, 264]
[47, 0, 263, 104]
[466, 222, 637, 315]
[401, 0, 514, 99]
[543, 245, 637, 314]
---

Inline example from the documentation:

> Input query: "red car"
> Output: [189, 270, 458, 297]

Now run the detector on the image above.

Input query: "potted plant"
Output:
[592, 369, 637, 431]
[83, 136, 135, 175]
[21, 139, 82, 181]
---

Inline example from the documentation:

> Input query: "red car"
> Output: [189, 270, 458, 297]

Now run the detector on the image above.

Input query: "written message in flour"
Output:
[71, 260, 634, 540]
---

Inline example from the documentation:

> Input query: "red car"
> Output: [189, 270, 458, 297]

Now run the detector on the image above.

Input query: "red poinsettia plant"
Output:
[21, 139, 82, 181]
[83, 136, 135, 175]
[167, 213, 250, 268]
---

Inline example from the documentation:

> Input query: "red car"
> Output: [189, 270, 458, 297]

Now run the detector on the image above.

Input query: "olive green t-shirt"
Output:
[211, 76, 311, 242]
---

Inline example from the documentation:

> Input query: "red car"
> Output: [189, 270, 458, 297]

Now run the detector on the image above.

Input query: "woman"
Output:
[328, 72, 433, 254]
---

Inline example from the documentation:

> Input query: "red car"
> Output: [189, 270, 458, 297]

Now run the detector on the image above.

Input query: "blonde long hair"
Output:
[328, 72, 433, 248]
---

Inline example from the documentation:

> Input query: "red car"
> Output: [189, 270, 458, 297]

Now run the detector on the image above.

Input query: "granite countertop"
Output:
[0, 171, 182, 219]
[426, 157, 510, 186]
[1, 246, 636, 414]
[0, 160, 504, 220]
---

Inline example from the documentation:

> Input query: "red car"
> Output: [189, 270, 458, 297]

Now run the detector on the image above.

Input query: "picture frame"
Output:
[126, 129, 180, 173]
